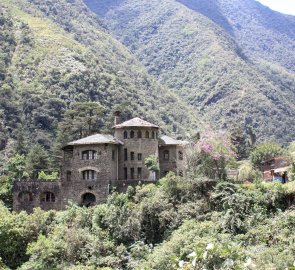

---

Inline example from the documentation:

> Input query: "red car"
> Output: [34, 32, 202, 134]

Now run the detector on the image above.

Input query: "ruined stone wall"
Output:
[13, 180, 61, 213]
[114, 127, 159, 181]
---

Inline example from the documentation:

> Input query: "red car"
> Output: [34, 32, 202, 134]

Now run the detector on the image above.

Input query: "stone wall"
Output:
[13, 180, 61, 212]
[159, 145, 185, 177]
[115, 127, 159, 181]
[61, 144, 119, 206]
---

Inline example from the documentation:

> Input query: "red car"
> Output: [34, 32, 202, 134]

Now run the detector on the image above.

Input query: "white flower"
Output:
[244, 258, 252, 267]
[192, 257, 197, 267]
[206, 243, 214, 250]
[224, 258, 234, 267]
[293, 260, 295, 267]
[188, 251, 196, 257]
[179, 260, 184, 268]
[203, 251, 208, 260]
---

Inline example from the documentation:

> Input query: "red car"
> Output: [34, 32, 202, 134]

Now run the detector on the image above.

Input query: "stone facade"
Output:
[13, 117, 187, 212]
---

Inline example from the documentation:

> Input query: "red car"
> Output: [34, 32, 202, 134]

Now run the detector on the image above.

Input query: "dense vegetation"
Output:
[1, 175, 295, 270]
[0, 0, 202, 169]
[1, 128, 295, 269]
[85, 0, 295, 144]
[177, 0, 295, 72]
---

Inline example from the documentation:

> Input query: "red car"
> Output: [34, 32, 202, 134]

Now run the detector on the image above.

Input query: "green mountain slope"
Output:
[0, 0, 202, 159]
[178, 0, 295, 72]
[84, 0, 295, 143]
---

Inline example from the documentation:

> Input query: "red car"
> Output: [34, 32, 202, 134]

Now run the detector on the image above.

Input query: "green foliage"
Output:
[187, 131, 236, 180]
[0, 173, 294, 269]
[86, 0, 295, 144]
[144, 155, 159, 173]
[0, 0, 200, 167]
[250, 143, 285, 168]
[38, 171, 58, 180]
[25, 144, 50, 178]
[237, 160, 261, 182]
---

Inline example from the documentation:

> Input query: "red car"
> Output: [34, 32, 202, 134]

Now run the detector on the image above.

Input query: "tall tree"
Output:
[25, 144, 50, 179]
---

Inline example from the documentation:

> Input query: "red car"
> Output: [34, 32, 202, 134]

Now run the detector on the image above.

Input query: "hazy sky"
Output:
[256, 0, 295, 15]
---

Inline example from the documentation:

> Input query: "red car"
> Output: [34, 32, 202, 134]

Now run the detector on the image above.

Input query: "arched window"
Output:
[179, 171, 183, 177]
[156, 132, 158, 139]
[82, 170, 97, 180]
[82, 150, 97, 160]
[138, 130, 142, 138]
[130, 130, 135, 138]
[152, 131, 155, 139]
[123, 130, 128, 139]
[41, 192, 55, 202]
[164, 150, 169, 160]
[81, 193, 96, 207]
[178, 151, 183, 160]
[18, 191, 33, 202]
[145, 131, 149, 139]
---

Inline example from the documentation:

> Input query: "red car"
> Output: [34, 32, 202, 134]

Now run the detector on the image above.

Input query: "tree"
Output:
[57, 102, 104, 141]
[144, 155, 160, 173]
[187, 131, 236, 181]
[229, 125, 249, 160]
[250, 143, 285, 168]
[25, 144, 50, 179]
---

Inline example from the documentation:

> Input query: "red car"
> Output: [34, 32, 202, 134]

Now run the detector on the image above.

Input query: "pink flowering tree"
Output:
[186, 130, 237, 181]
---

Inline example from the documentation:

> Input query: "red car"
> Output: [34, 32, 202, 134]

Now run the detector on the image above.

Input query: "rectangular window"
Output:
[124, 148, 128, 161]
[112, 150, 115, 161]
[164, 150, 169, 161]
[124, 167, 128, 180]
[138, 153, 142, 161]
[131, 152, 135, 161]
[66, 171, 71, 181]
[137, 167, 142, 179]
[130, 168, 135, 179]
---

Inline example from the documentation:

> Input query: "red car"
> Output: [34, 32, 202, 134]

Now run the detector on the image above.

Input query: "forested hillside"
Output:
[178, 0, 295, 72]
[0, 0, 201, 165]
[84, 0, 295, 144]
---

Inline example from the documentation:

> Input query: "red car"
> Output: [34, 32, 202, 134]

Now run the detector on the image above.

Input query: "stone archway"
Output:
[81, 192, 96, 207]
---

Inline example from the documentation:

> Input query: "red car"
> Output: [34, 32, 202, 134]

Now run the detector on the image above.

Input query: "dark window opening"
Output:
[131, 152, 135, 161]
[130, 130, 135, 138]
[124, 131, 128, 139]
[152, 131, 155, 139]
[130, 168, 135, 179]
[66, 171, 71, 181]
[41, 192, 55, 203]
[112, 150, 115, 161]
[138, 130, 142, 138]
[138, 153, 142, 161]
[138, 167, 142, 179]
[145, 131, 149, 138]
[81, 193, 96, 207]
[179, 151, 183, 160]
[124, 148, 128, 161]
[124, 167, 128, 180]
[18, 191, 33, 202]
[179, 170, 183, 177]
[82, 170, 97, 180]
[82, 150, 97, 160]
[164, 150, 170, 161]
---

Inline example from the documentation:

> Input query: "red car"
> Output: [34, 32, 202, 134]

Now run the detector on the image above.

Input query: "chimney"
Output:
[114, 111, 121, 125]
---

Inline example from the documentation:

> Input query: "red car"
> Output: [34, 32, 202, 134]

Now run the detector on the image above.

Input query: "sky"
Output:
[256, 0, 295, 15]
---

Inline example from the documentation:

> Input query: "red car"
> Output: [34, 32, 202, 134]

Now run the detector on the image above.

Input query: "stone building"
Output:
[13, 116, 187, 212]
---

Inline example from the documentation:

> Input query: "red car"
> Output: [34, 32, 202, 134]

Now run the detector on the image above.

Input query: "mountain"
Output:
[178, 0, 295, 72]
[84, 0, 295, 144]
[0, 0, 202, 160]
